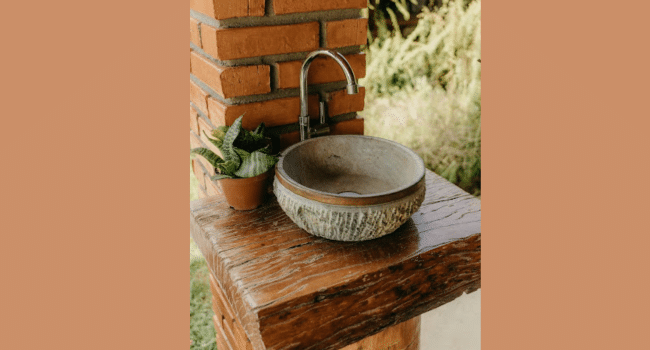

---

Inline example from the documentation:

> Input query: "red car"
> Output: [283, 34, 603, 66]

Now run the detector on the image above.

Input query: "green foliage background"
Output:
[362, 0, 481, 195]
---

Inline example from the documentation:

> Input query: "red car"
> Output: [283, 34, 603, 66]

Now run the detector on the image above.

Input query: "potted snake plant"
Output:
[191, 115, 278, 210]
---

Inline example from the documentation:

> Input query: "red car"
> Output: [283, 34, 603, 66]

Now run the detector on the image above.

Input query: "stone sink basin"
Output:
[273, 135, 426, 241]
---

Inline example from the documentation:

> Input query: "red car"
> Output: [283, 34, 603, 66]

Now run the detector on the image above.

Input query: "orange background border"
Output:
[482, 1, 650, 349]
[2, 1, 649, 349]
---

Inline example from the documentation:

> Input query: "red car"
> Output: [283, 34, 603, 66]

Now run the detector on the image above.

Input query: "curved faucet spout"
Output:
[299, 50, 359, 141]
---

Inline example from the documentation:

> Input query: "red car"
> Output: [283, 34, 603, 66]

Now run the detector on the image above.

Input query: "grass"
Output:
[190, 259, 217, 350]
[190, 164, 217, 350]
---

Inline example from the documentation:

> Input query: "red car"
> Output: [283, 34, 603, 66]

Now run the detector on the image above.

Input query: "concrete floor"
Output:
[420, 289, 481, 350]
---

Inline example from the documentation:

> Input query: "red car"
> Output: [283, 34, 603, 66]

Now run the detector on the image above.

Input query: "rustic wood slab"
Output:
[190, 169, 481, 350]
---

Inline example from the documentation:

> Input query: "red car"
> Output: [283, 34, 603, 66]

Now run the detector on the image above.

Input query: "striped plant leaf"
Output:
[221, 116, 243, 167]
[253, 122, 266, 135]
[211, 126, 229, 141]
[196, 115, 277, 179]
[234, 151, 279, 178]
[203, 131, 223, 149]
[190, 148, 223, 168]
[235, 128, 266, 151]
[256, 144, 273, 155]
[216, 160, 238, 176]
[234, 148, 250, 160]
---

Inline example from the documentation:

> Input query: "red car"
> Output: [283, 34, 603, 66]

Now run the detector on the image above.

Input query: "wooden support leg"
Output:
[340, 316, 420, 350]
[210, 270, 420, 350]
[210, 273, 253, 350]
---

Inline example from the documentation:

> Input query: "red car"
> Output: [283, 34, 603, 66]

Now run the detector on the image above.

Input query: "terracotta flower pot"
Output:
[217, 169, 273, 210]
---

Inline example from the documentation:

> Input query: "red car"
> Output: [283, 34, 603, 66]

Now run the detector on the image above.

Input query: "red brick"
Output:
[276, 53, 366, 89]
[190, 0, 264, 20]
[190, 105, 199, 134]
[273, 0, 366, 15]
[190, 18, 201, 47]
[201, 22, 319, 60]
[190, 79, 209, 115]
[208, 94, 319, 130]
[327, 86, 365, 116]
[190, 130, 202, 149]
[330, 118, 364, 135]
[197, 115, 213, 136]
[190, 51, 270, 98]
[205, 175, 221, 196]
[278, 131, 300, 151]
[326, 18, 367, 48]
[277, 118, 364, 151]
[197, 183, 208, 198]
[191, 158, 206, 191]
[206, 98, 226, 127]
[207, 86, 362, 130]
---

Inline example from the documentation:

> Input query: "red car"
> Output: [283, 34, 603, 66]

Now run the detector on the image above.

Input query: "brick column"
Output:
[190, 0, 368, 198]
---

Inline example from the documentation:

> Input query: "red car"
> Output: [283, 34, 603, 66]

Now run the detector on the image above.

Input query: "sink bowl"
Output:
[273, 135, 426, 241]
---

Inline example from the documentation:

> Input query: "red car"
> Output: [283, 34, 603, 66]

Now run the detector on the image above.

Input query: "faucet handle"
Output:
[319, 100, 328, 125]
[311, 123, 330, 137]
[311, 100, 330, 137]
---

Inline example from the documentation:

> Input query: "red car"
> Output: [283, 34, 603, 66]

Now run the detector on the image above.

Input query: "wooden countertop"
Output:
[190, 169, 481, 350]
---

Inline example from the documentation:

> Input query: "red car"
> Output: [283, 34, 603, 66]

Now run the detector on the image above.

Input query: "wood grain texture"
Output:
[214, 314, 234, 350]
[190, 169, 481, 350]
[341, 316, 420, 350]
[213, 263, 416, 350]
[210, 272, 254, 350]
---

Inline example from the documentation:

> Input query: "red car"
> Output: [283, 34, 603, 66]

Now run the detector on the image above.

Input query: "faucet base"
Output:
[310, 124, 330, 138]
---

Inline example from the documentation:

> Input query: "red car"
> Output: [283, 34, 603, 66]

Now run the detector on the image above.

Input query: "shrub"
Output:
[364, 0, 481, 96]
[361, 0, 481, 195]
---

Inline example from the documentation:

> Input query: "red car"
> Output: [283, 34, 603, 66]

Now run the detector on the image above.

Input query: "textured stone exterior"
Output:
[274, 179, 426, 241]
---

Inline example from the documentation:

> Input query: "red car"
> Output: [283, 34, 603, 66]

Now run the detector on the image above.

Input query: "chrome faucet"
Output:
[299, 50, 359, 141]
